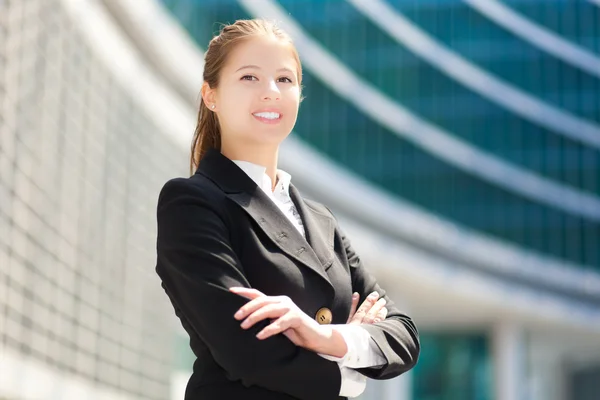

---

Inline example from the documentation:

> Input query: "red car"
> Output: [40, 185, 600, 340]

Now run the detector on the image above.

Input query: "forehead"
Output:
[224, 35, 299, 73]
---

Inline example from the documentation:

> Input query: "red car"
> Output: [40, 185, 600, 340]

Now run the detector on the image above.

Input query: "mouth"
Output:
[252, 111, 282, 124]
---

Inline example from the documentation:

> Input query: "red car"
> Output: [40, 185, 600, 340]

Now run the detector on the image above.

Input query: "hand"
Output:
[229, 287, 329, 350]
[347, 291, 388, 325]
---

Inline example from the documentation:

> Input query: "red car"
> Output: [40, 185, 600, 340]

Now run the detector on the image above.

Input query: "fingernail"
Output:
[352, 293, 359, 298]
[369, 291, 379, 298]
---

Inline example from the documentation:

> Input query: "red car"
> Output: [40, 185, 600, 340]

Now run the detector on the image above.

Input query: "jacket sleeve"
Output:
[327, 207, 420, 380]
[155, 178, 341, 400]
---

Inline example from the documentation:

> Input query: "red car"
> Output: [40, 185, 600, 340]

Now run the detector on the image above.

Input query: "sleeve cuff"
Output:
[317, 324, 366, 366]
[338, 365, 367, 397]
[318, 324, 387, 368]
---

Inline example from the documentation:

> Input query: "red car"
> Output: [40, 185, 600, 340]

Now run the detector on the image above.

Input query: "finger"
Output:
[256, 314, 294, 340]
[373, 307, 388, 323]
[240, 303, 289, 330]
[364, 298, 387, 323]
[363, 298, 387, 323]
[346, 293, 360, 323]
[356, 292, 380, 315]
[229, 287, 266, 300]
[349, 291, 380, 323]
[234, 296, 279, 320]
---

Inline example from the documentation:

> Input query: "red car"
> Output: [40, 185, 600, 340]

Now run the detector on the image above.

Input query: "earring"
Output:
[211, 104, 215, 109]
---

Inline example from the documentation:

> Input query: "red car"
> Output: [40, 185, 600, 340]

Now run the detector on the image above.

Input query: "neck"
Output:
[221, 142, 280, 191]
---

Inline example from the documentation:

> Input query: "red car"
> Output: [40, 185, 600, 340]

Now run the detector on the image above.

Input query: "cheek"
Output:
[217, 104, 250, 134]
[290, 86, 301, 101]
[219, 90, 250, 117]
[284, 88, 301, 110]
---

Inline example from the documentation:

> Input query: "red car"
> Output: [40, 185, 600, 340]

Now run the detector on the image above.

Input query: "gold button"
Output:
[315, 307, 333, 325]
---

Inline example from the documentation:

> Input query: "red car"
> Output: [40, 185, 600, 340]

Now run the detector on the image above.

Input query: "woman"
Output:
[155, 19, 419, 400]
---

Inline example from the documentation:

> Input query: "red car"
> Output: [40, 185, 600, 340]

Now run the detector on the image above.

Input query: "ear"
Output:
[201, 81, 217, 110]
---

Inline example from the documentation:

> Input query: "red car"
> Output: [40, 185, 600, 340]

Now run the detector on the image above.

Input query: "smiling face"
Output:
[205, 34, 302, 149]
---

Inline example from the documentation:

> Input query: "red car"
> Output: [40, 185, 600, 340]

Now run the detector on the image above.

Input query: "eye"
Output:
[241, 75, 257, 81]
[278, 77, 293, 83]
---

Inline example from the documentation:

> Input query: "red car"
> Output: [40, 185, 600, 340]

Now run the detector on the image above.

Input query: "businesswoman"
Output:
[155, 19, 419, 400]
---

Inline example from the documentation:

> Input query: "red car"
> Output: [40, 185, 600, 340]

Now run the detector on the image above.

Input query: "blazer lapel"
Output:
[288, 184, 335, 271]
[195, 148, 334, 290]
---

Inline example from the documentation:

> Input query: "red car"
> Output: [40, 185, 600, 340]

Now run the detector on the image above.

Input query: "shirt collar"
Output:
[232, 159, 292, 195]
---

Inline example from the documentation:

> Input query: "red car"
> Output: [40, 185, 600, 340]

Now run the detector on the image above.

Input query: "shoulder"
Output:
[303, 197, 337, 222]
[157, 174, 226, 214]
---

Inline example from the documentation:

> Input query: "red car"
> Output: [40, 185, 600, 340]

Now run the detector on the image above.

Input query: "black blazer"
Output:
[155, 148, 419, 400]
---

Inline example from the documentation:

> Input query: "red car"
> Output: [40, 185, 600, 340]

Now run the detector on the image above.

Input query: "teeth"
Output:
[253, 112, 280, 120]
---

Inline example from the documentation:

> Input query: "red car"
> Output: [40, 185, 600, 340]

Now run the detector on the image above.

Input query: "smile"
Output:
[252, 111, 282, 124]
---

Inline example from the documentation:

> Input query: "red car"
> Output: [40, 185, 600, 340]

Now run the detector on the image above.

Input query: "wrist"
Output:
[312, 325, 348, 358]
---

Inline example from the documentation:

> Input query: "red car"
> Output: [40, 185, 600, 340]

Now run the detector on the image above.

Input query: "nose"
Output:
[262, 79, 281, 101]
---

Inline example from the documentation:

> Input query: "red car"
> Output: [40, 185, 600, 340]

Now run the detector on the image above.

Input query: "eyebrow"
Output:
[235, 65, 295, 74]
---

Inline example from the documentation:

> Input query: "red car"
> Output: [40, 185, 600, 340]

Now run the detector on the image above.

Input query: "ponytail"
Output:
[190, 99, 221, 175]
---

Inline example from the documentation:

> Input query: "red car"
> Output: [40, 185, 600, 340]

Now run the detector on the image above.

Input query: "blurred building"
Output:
[0, 0, 182, 398]
[1, 0, 599, 399]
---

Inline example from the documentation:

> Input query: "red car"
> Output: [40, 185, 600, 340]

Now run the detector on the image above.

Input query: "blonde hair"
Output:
[189, 19, 303, 175]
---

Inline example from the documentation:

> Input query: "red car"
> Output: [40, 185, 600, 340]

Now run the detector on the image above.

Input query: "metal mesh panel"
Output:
[0, 0, 186, 398]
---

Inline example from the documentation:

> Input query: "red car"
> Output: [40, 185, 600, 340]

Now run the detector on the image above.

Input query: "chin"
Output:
[257, 131, 290, 145]
[253, 125, 292, 141]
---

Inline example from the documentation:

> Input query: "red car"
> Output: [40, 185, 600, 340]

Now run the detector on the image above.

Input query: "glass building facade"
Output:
[413, 333, 492, 400]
